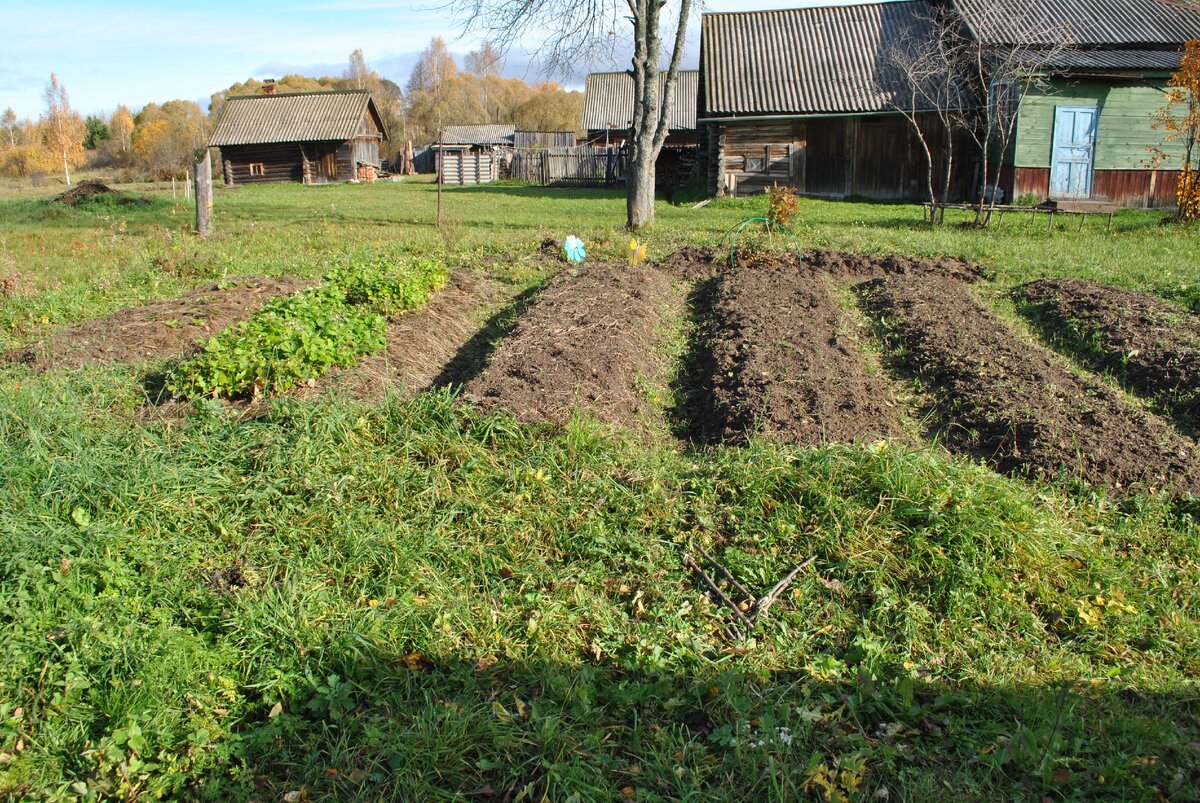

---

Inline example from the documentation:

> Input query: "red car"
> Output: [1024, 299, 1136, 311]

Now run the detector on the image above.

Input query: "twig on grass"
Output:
[686, 551, 816, 641]
[684, 554, 754, 631]
[753, 556, 817, 621]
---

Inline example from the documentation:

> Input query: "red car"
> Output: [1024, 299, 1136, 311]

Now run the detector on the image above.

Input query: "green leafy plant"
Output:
[169, 255, 449, 398]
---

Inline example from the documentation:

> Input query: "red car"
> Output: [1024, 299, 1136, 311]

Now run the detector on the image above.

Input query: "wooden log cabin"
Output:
[699, 2, 973, 201]
[209, 89, 388, 185]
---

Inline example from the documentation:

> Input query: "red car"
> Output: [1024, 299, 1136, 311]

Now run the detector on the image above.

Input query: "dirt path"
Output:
[862, 274, 1200, 496]
[682, 253, 906, 446]
[3, 276, 312, 370]
[301, 270, 512, 401]
[463, 261, 683, 429]
[1016, 278, 1200, 438]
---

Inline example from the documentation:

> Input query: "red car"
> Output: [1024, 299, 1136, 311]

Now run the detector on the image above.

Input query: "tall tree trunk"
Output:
[940, 126, 954, 223]
[62, 147, 70, 186]
[627, 150, 656, 229]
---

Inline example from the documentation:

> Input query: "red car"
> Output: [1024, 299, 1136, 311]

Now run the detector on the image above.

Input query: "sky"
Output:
[0, 0, 886, 120]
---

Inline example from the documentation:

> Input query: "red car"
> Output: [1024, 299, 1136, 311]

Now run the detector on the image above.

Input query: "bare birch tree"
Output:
[879, 5, 972, 223]
[446, 0, 694, 229]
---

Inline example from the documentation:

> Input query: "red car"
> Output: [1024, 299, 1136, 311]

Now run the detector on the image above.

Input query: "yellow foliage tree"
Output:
[43, 73, 85, 185]
[110, 105, 134, 156]
[1151, 39, 1200, 222]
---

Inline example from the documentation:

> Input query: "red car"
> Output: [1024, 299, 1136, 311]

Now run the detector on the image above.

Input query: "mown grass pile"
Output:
[168, 254, 448, 398]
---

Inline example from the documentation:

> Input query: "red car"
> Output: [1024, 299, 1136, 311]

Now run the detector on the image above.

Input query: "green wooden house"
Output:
[952, 0, 1200, 207]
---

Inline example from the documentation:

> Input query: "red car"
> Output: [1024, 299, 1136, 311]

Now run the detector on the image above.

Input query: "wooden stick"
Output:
[698, 546, 755, 601]
[752, 556, 816, 622]
[684, 554, 754, 629]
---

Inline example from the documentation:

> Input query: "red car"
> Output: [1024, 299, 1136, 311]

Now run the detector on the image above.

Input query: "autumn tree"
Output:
[345, 48, 370, 88]
[43, 73, 85, 185]
[2, 108, 16, 148]
[132, 100, 208, 178]
[466, 42, 503, 77]
[209, 74, 341, 118]
[450, 0, 694, 229]
[110, 105, 134, 156]
[514, 82, 584, 132]
[1151, 38, 1200, 222]
[407, 38, 457, 96]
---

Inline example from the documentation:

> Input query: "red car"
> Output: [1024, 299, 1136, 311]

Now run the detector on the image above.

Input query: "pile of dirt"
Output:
[3, 276, 313, 370]
[302, 270, 513, 400]
[685, 252, 905, 446]
[862, 274, 1200, 496]
[801, 249, 985, 283]
[1015, 278, 1200, 437]
[656, 246, 723, 280]
[51, 180, 151, 207]
[464, 261, 682, 428]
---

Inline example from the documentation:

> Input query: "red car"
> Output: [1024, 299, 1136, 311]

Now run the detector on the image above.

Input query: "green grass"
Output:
[1, 179, 1199, 800]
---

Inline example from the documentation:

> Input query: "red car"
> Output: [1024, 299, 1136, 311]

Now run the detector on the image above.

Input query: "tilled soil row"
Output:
[1015, 278, 1200, 437]
[687, 253, 905, 446]
[464, 261, 682, 428]
[862, 274, 1200, 496]
[3, 276, 313, 370]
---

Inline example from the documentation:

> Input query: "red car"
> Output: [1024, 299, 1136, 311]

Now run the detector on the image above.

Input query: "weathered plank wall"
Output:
[220, 143, 305, 185]
[440, 150, 501, 185]
[1012, 166, 1182, 207]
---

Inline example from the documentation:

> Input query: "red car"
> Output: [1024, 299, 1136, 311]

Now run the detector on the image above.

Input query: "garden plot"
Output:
[302, 270, 511, 400]
[464, 260, 683, 428]
[1015, 278, 1200, 437]
[685, 252, 906, 446]
[862, 274, 1200, 496]
[2, 276, 312, 370]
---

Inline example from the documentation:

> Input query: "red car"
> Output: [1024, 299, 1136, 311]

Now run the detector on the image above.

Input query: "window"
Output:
[248, 162, 264, 176]
[743, 156, 765, 172]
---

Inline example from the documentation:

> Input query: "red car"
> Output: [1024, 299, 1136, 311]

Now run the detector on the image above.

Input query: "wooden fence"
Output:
[510, 147, 626, 187]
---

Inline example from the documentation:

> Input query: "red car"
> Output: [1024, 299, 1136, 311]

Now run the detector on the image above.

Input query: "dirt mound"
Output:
[302, 270, 512, 400]
[3, 276, 312, 370]
[684, 252, 905, 446]
[862, 274, 1200, 497]
[1015, 278, 1200, 437]
[657, 246, 723, 280]
[51, 180, 150, 207]
[802, 249, 985, 283]
[464, 261, 682, 428]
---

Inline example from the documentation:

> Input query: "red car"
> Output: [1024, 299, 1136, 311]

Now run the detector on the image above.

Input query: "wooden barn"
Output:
[954, 0, 1200, 208]
[699, 2, 973, 200]
[209, 89, 388, 185]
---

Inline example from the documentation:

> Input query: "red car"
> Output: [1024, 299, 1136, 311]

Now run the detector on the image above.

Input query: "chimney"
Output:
[263, 79, 277, 95]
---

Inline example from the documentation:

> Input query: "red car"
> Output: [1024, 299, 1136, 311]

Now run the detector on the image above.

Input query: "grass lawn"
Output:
[1, 177, 1198, 800]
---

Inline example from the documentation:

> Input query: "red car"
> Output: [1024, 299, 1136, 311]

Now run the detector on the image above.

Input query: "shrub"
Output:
[325, 255, 449, 314]
[766, 182, 800, 227]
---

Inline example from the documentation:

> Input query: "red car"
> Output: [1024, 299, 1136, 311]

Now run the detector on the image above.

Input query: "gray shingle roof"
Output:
[582, 70, 699, 131]
[1030, 48, 1186, 71]
[209, 90, 383, 147]
[440, 124, 516, 146]
[700, 2, 935, 117]
[952, 0, 1200, 48]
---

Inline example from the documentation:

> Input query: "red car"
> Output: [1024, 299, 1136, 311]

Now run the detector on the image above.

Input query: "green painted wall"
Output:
[1013, 76, 1186, 169]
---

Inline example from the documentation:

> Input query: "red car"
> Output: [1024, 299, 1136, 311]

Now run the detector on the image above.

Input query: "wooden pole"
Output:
[437, 130, 444, 228]
[195, 150, 213, 237]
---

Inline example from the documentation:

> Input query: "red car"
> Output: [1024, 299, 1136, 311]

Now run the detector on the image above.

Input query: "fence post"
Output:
[194, 151, 212, 237]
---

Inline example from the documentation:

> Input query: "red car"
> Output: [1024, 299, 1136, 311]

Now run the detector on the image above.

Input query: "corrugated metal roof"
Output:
[440, 124, 516, 146]
[701, 2, 936, 117]
[1032, 48, 1185, 70]
[952, 0, 1200, 47]
[209, 90, 380, 146]
[582, 70, 699, 131]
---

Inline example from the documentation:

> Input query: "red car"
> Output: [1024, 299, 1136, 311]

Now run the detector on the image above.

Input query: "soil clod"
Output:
[51, 179, 151, 207]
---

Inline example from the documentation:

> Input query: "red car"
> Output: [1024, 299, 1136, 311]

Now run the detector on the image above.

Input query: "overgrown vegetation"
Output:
[169, 254, 448, 397]
[1150, 38, 1200, 223]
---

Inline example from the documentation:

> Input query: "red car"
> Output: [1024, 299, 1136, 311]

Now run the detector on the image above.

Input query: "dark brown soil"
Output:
[301, 270, 512, 400]
[51, 180, 150, 207]
[1015, 278, 1200, 437]
[684, 252, 905, 446]
[656, 246, 723, 280]
[463, 261, 682, 428]
[862, 274, 1200, 496]
[3, 276, 312, 370]
[800, 249, 985, 283]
